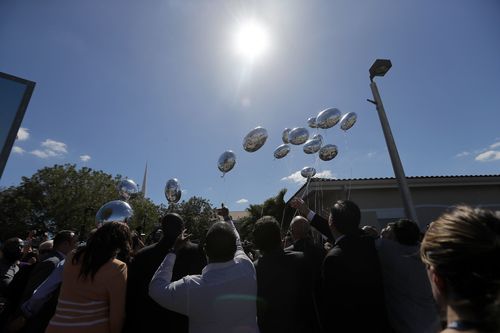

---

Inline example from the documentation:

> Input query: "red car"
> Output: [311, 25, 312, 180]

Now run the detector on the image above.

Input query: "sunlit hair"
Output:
[73, 222, 132, 281]
[421, 205, 500, 331]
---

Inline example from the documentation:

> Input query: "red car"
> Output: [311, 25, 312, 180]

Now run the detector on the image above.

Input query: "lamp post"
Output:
[368, 59, 418, 223]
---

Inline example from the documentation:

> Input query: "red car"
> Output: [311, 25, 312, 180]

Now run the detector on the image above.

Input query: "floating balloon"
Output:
[165, 178, 181, 203]
[319, 144, 338, 161]
[340, 112, 357, 131]
[218, 150, 236, 174]
[312, 134, 323, 145]
[303, 138, 322, 154]
[282, 128, 291, 144]
[289, 127, 309, 145]
[301, 166, 316, 179]
[307, 117, 317, 128]
[273, 144, 291, 159]
[96, 200, 134, 227]
[117, 178, 138, 200]
[243, 126, 268, 152]
[316, 108, 341, 129]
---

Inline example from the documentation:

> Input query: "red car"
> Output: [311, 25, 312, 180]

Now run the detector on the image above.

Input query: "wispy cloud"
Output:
[281, 169, 335, 184]
[41, 139, 67, 154]
[367, 152, 377, 158]
[31, 149, 57, 159]
[80, 155, 91, 162]
[455, 151, 471, 158]
[236, 198, 249, 204]
[30, 139, 68, 159]
[16, 127, 30, 141]
[316, 170, 335, 178]
[490, 142, 500, 149]
[12, 146, 25, 154]
[281, 171, 304, 184]
[475, 151, 500, 162]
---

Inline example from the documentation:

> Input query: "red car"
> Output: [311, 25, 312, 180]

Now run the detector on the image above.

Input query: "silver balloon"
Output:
[340, 112, 357, 131]
[165, 178, 181, 203]
[319, 144, 338, 161]
[218, 150, 236, 174]
[301, 166, 316, 179]
[316, 108, 341, 129]
[282, 128, 291, 144]
[243, 126, 268, 152]
[288, 127, 309, 145]
[312, 134, 323, 145]
[273, 144, 290, 159]
[117, 178, 138, 200]
[307, 117, 317, 128]
[96, 200, 134, 227]
[303, 139, 322, 154]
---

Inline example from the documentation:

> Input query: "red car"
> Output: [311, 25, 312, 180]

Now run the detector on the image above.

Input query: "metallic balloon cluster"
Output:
[217, 107, 357, 179]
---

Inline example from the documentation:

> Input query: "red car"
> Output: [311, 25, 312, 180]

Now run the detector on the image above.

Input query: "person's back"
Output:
[149, 207, 258, 333]
[45, 222, 131, 333]
[322, 232, 389, 332]
[290, 198, 391, 333]
[125, 235, 206, 332]
[377, 220, 440, 333]
[254, 249, 310, 333]
[46, 253, 126, 333]
[253, 216, 313, 333]
[180, 249, 257, 332]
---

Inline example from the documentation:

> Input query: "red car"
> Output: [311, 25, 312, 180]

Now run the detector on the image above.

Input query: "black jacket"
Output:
[124, 239, 206, 333]
[254, 249, 314, 333]
[311, 214, 392, 333]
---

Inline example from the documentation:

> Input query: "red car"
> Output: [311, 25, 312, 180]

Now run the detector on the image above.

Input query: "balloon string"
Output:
[343, 130, 353, 200]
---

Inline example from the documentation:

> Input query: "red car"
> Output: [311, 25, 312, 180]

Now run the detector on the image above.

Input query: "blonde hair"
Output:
[421, 205, 500, 331]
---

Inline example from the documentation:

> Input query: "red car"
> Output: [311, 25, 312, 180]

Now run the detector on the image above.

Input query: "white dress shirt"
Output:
[149, 221, 259, 333]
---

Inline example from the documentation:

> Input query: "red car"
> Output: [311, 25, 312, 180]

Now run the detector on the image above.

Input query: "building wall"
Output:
[303, 179, 500, 231]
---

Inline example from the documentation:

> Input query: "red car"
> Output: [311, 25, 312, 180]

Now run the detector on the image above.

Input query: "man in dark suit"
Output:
[20, 230, 76, 303]
[125, 213, 206, 333]
[291, 198, 392, 333]
[253, 216, 314, 333]
[285, 216, 325, 333]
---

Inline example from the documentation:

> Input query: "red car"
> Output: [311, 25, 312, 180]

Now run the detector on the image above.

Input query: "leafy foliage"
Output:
[236, 188, 295, 241]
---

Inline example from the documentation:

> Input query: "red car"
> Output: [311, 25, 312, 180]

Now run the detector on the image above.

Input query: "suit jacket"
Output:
[124, 238, 206, 333]
[285, 238, 325, 333]
[254, 249, 314, 333]
[21, 251, 65, 304]
[311, 214, 392, 333]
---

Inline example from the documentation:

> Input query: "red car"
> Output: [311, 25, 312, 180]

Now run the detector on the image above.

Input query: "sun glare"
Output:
[235, 20, 270, 61]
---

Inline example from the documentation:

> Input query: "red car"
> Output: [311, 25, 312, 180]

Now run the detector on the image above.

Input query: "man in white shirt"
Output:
[149, 207, 258, 333]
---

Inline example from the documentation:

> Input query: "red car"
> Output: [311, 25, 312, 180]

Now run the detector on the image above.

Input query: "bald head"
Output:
[290, 216, 311, 241]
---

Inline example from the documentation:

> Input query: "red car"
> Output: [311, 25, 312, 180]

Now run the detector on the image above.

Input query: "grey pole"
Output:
[370, 80, 419, 223]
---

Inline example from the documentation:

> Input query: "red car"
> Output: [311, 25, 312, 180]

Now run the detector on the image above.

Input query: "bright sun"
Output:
[235, 21, 270, 61]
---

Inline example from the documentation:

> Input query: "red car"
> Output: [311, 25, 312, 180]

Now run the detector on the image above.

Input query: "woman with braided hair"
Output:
[421, 206, 500, 333]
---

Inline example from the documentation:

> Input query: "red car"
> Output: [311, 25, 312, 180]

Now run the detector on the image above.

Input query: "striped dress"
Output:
[45, 253, 127, 333]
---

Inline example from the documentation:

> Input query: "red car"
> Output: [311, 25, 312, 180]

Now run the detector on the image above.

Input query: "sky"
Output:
[1, 0, 499, 210]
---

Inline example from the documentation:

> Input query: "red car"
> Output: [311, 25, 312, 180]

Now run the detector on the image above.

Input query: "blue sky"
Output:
[1, 0, 499, 209]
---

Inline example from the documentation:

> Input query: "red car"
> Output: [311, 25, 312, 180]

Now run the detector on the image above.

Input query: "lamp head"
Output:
[369, 59, 392, 81]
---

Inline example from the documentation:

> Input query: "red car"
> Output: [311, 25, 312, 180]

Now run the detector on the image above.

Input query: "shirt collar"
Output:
[202, 259, 236, 275]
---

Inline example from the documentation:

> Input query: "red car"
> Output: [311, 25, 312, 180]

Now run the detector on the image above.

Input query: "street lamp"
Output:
[367, 59, 419, 223]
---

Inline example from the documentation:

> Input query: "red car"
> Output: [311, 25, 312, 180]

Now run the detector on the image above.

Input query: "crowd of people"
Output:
[0, 198, 499, 333]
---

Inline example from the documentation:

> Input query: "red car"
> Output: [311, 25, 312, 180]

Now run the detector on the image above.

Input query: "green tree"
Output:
[168, 196, 218, 242]
[236, 188, 295, 241]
